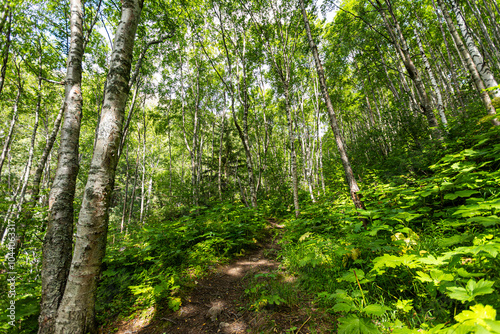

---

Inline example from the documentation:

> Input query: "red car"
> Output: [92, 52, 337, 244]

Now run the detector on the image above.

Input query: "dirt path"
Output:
[104, 223, 333, 333]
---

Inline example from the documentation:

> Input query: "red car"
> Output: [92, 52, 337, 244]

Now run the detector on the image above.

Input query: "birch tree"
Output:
[299, 0, 366, 212]
[53, 0, 143, 332]
[38, 0, 85, 332]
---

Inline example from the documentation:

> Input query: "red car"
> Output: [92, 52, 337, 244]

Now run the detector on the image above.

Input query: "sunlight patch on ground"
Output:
[178, 304, 200, 318]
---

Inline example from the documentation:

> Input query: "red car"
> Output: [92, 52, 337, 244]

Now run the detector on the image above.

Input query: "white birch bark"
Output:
[437, 0, 500, 125]
[0, 84, 19, 181]
[38, 0, 85, 332]
[452, 0, 500, 98]
[300, 0, 366, 214]
[415, 28, 448, 127]
[54, 1, 143, 332]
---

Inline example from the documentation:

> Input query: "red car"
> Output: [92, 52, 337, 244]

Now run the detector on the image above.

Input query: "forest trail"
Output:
[103, 220, 331, 333]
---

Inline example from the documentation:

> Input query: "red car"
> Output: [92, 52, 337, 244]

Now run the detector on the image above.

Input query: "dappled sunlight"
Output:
[178, 304, 201, 318]
[220, 319, 248, 333]
[224, 257, 277, 277]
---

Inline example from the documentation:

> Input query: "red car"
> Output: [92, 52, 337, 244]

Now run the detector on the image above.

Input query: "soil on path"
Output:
[103, 223, 333, 333]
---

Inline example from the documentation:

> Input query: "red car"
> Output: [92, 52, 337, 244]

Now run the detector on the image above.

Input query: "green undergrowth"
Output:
[244, 272, 300, 311]
[0, 215, 45, 333]
[280, 127, 500, 333]
[96, 202, 267, 326]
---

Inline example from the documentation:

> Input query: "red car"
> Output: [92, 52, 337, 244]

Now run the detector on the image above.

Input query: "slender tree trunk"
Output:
[168, 121, 172, 197]
[144, 176, 153, 221]
[300, 0, 366, 213]
[2, 107, 38, 244]
[431, 0, 467, 112]
[466, 0, 500, 69]
[0, 6, 8, 36]
[0, 83, 20, 181]
[414, 28, 448, 127]
[139, 108, 147, 224]
[218, 96, 226, 200]
[118, 81, 140, 159]
[237, 56, 258, 208]
[0, 10, 11, 97]
[297, 94, 315, 202]
[437, 0, 500, 125]
[121, 145, 130, 233]
[10, 67, 42, 253]
[481, 0, 500, 47]
[127, 153, 139, 229]
[216, 20, 257, 208]
[30, 105, 64, 207]
[54, 1, 143, 332]
[451, 0, 500, 98]
[38, 0, 85, 332]
[378, 0, 441, 137]
[283, 83, 300, 217]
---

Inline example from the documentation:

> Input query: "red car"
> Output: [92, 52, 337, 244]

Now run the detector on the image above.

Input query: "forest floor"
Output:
[101, 220, 335, 333]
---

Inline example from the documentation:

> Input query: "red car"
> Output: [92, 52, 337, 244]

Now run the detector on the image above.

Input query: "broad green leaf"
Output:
[372, 254, 420, 274]
[363, 304, 390, 316]
[334, 302, 353, 312]
[418, 255, 447, 266]
[455, 304, 496, 327]
[419, 269, 454, 284]
[484, 320, 500, 333]
[395, 299, 413, 313]
[455, 190, 480, 198]
[467, 279, 495, 297]
[439, 234, 470, 247]
[444, 193, 459, 200]
[338, 270, 369, 284]
[338, 315, 381, 334]
[467, 216, 500, 226]
[415, 271, 432, 283]
[454, 244, 499, 257]
[446, 279, 495, 302]
[456, 268, 485, 278]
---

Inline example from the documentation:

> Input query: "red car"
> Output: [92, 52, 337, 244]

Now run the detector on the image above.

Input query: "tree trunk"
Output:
[30, 105, 64, 207]
[378, 0, 441, 137]
[437, 0, 500, 125]
[216, 19, 257, 208]
[451, 0, 500, 98]
[1, 108, 38, 245]
[466, 0, 500, 70]
[0, 6, 8, 35]
[297, 93, 315, 202]
[38, 0, 85, 332]
[0, 10, 11, 97]
[10, 67, 42, 253]
[431, 0, 466, 113]
[481, 0, 500, 48]
[121, 145, 130, 233]
[218, 95, 226, 200]
[127, 153, 140, 229]
[283, 83, 300, 217]
[0, 83, 20, 181]
[300, 0, 366, 213]
[139, 108, 147, 224]
[237, 57, 258, 208]
[53, 1, 143, 332]
[414, 28, 448, 127]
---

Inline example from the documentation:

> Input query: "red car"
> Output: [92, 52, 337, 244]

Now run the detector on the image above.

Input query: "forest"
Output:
[0, 0, 500, 332]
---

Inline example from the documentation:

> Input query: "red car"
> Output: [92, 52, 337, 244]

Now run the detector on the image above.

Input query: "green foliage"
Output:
[280, 127, 500, 333]
[244, 272, 299, 311]
[96, 201, 267, 324]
